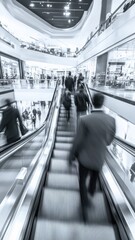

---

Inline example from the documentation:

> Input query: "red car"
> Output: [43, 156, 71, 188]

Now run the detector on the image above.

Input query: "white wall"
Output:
[111, 0, 124, 12]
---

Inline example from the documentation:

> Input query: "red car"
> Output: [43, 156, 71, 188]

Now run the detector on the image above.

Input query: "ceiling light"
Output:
[30, 3, 35, 7]
[68, 19, 71, 23]
[63, 11, 71, 17]
[47, 4, 52, 7]
[64, 5, 69, 10]
[79, 0, 82, 2]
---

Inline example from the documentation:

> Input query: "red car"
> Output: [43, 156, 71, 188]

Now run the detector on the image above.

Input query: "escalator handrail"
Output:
[0, 86, 61, 239]
[2, 87, 135, 240]
[0, 82, 59, 161]
[84, 84, 135, 155]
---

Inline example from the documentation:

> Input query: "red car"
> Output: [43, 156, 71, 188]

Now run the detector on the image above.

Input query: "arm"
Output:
[69, 118, 86, 163]
[106, 118, 116, 146]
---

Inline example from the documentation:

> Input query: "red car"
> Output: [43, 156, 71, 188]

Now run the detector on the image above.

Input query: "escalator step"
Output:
[49, 159, 77, 174]
[57, 126, 75, 131]
[84, 192, 112, 224]
[55, 143, 72, 151]
[46, 173, 79, 190]
[53, 150, 70, 159]
[55, 136, 74, 143]
[33, 219, 117, 240]
[56, 131, 75, 137]
[39, 188, 83, 222]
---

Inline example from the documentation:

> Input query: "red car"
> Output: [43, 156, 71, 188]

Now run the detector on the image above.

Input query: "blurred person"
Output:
[47, 75, 51, 88]
[74, 85, 90, 119]
[0, 99, 24, 144]
[37, 108, 41, 121]
[69, 93, 116, 208]
[77, 73, 84, 89]
[31, 114, 36, 129]
[62, 89, 71, 122]
[32, 108, 37, 117]
[65, 71, 74, 92]
[62, 75, 65, 87]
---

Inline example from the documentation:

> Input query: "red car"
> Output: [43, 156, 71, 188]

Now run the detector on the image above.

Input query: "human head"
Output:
[92, 93, 104, 108]
[5, 98, 11, 106]
[69, 71, 71, 76]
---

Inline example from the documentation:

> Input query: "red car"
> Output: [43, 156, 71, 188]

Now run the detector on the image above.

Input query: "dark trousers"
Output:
[66, 109, 70, 121]
[79, 163, 99, 205]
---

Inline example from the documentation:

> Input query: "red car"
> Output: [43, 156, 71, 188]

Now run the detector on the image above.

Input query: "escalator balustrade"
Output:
[31, 95, 119, 240]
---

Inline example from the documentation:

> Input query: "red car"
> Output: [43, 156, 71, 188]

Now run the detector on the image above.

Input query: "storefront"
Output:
[0, 55, 20, 80]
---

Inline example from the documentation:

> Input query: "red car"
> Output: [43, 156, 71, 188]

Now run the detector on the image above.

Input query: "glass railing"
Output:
[0, 79, 13, 91]
[77, 0, 135, 55]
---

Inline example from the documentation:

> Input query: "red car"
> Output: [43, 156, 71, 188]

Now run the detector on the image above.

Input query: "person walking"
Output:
[0, 99, 24, 144]
[65, 71, 74, 92]
[74, 85, 90, 119]
[69, 93, 116, 209]
[37, 108, 41, 121]
[62, 90, 71, 122]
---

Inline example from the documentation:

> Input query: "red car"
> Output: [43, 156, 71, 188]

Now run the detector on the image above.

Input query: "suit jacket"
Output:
[0, 106, 23, 142]
[65, 76, 74, 92]
[70, 110, 116, 171]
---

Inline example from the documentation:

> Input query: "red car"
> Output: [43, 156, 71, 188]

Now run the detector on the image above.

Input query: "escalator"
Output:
[2, 87, 135, 240]
[0, 132, 44, 203]
[30, 95, 120, 240]
[0, 83, 58, 205]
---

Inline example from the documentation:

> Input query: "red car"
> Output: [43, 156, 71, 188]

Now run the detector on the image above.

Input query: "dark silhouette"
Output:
[37, 108, 41, 121]
[0, 99, 24, 144]
[69, 93, 116, 208]
[130, 162, 135, 182]
[62, 90, 71, 122]
[77, 73, 84, 89]
[74, 85, 90, 119]
[65, 71, 74, 92]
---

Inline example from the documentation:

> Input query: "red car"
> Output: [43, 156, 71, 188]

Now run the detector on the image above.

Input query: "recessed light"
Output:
[79, 0, 82, 2]
[63, 11, 71, 17]
[30, 3, 35, 7]
[68, 19, 71, 23]
[64, 5, 69, 10]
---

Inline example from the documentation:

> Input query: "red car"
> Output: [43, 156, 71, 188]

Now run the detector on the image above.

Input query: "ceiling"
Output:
[16, 0, 93, 29]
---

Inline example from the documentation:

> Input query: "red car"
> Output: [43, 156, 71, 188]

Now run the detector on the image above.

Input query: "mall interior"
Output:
[0, 0, 135, 239]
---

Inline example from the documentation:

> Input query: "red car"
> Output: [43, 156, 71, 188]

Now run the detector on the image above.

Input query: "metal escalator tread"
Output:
[50, 159, 77, 174]
[53, 149, 70, 160]
[84, 192, 112, 223]
[55, 142, 72, 151]
[39, 188, 83, 222]
[56, 131, 75, 137]
[55, 136, 74, 143]
[33, 219, 117, 240]
[46, 173, 79, 190]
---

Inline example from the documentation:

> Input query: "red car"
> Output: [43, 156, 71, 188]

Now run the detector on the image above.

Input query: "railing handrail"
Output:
[77, 0, 132, 55]
[84, 83, 135, 156]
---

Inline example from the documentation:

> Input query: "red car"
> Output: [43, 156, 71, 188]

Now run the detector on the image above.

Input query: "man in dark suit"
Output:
[65, 71, 74, 92]
[0, 99, 23, 144]
[69, 93, 116, 206]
